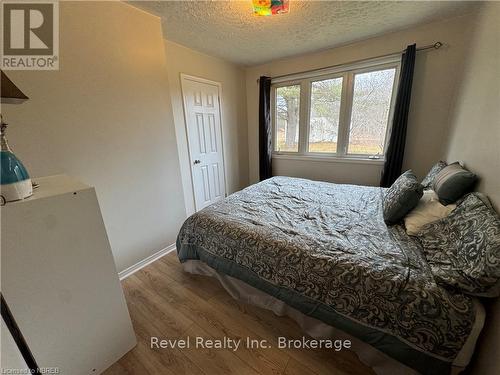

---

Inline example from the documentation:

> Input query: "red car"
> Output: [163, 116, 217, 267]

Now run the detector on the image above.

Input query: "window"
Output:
[308, 77, 343, 153]
[275, 85, 300, 152]
[272, 58, 400, 161]
[348, 69, 396, 155]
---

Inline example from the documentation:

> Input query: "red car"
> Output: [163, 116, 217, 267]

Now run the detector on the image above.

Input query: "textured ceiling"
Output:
[129, 1, 478, 66]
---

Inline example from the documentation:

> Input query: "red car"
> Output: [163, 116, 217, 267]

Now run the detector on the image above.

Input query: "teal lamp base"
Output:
[0, 150, 33, 204]
[0, 121, 33, 204]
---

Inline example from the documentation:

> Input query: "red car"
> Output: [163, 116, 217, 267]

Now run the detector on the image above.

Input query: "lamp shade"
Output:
[1, 71, 28, 104]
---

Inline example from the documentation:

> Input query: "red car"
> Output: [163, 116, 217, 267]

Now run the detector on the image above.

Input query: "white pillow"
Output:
[404, 190, 456, 236]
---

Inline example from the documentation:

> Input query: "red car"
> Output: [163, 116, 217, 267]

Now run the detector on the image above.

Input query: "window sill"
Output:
[272, 153, 385, 165]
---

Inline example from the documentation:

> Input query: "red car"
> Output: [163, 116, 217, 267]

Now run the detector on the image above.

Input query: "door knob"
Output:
[193, 159, 201, 165]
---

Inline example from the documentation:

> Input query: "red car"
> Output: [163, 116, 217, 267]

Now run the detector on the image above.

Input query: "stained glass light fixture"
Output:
[253, 0, 289, 16]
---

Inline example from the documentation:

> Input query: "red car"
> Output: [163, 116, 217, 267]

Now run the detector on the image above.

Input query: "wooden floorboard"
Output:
[104, 252, 375, 375]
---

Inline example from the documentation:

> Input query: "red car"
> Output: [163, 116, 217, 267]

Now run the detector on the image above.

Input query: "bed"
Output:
[176, 176, 485, 375]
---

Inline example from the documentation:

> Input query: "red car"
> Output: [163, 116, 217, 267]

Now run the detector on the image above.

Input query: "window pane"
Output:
[348, 68, 396, 155]
[308, 78, 343, 153]
[275, 85, 300, 152]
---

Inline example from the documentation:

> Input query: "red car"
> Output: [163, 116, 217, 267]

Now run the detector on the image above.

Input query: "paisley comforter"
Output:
[176, 177, 481, 374]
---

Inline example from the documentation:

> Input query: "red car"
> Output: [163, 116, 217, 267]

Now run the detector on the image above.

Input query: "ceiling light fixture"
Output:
[253, 0, 289, 16]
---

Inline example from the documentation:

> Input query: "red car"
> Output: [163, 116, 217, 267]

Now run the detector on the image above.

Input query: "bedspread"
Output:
[177, 176, 480, 374]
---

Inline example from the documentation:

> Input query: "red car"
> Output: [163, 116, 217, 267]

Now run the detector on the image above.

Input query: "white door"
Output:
[181, 76, 226, 211]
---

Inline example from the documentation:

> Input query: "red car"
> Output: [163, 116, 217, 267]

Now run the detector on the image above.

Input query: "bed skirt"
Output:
[182, 259, 482, 375]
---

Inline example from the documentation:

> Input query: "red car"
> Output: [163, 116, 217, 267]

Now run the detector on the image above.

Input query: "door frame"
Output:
[180, 73, 227, 212]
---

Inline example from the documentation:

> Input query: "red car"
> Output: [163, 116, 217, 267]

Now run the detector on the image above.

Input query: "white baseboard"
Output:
[118, 243, 176, 280]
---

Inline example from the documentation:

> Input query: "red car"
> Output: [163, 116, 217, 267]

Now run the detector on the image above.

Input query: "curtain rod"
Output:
[257, 42, 443, 83]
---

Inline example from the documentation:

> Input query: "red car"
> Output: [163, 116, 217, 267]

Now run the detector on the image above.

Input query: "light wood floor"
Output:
[103, 252, 374, 375]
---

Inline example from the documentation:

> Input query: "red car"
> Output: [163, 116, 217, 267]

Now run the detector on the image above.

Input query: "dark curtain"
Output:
[380, 44, 417, 187]
[259, 76, 273, 180]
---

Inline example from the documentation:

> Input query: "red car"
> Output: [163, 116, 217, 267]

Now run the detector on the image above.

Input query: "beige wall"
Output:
[445, 4, 500, 210]
[245, 13, 477, 186]
[444, 4, 500, 375]
[165, 40, 248, 215]
[2, 1, 186, 272]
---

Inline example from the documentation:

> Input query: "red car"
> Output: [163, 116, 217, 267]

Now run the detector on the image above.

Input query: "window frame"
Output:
[271, 56, 401, 163]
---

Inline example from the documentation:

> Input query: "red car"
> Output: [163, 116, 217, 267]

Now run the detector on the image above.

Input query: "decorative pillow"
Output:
[421, 161, 447, 189]
[432, 162, 477, 205]
[404, 190, 456, 236]
[417, 193, 500, 297]
[383, 170, 424, 225]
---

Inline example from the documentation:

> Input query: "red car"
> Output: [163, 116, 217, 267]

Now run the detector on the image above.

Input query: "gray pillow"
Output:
[421, 161, 447, 189]
[417, 193, 500, 297]
[383, 170, 423, 225]
[432, 162, 477, 205]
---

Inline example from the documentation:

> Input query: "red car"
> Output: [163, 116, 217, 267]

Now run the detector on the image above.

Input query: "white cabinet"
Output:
[1, 175, 136, 374]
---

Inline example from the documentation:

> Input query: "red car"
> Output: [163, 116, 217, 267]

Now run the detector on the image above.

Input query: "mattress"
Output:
[176, 176, 485, 374]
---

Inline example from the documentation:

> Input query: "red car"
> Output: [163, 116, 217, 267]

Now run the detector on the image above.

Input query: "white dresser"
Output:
[1, 175, 136, 374]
